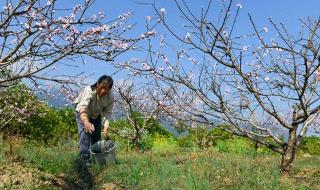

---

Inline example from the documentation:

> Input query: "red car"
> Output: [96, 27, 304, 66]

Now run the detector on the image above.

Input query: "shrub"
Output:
[300, 136, 320, 155]
[140, 132, 155, 150]
[152, 133, 177, 150]
[177, 136, 195, 148]
[187, 125, 233, 149]
[109, 111, 173, 150]
[216, 138, 252, 154]
[22, 107, 77, 144]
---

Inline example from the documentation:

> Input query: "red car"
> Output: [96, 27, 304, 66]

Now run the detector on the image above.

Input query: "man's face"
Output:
[97, 83, 110, 97]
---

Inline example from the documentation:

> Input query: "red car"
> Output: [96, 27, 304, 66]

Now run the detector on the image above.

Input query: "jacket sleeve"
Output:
[102, 94, 114, 128]
[75, 87, 93, 112]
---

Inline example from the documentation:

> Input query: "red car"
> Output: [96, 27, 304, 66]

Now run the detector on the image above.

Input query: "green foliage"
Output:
[177, 136, 195, 148]
[151, 133, 177, 150]
[139, 132, 176, 151]
[110, 111, 173, 150]
[23, 107, 77, 144]
[0, 82, 77, 143]
[300, 136, 320, 155]
[216, 138, 253, 154]
[187, 125, 233, 149]
[176, 124, 276, 156]
[139, 132, 155, 150]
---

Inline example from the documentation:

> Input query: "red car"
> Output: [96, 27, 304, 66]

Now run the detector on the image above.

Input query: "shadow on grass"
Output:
[54, 156, 94, 190]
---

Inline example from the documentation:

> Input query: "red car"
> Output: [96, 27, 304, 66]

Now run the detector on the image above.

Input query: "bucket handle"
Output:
[104, 144, 116, 153]
[90, 144, 116, 154]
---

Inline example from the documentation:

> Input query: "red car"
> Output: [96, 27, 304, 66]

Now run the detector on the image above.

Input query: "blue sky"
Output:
[2, 0, 320, 84]
[59, 0, 320, 83]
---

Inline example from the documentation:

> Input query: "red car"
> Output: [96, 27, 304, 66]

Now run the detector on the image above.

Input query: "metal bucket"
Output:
[90, 140, 116, 166]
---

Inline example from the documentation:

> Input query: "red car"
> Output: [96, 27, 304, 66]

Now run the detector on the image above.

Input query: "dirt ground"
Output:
[0, 157, 121, 189]
[0, 161, 64, 189]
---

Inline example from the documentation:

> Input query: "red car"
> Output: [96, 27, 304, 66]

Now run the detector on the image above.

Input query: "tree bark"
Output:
[280, 127, 297, 175]
[253, 142, 258, 159]
[132, 131, 142, 149]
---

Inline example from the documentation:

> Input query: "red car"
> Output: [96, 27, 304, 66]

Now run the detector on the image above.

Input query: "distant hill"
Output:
[37, 88, 71, 108]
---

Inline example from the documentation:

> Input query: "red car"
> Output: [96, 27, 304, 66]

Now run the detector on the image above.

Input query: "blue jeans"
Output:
[75, 112, 101, 160]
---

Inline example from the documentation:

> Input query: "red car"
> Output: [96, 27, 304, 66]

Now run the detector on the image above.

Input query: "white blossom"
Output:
[242, 46, 249, 51]
[263, 27, 268, 32]
[185, 32, 191, 39]
[160, 36, 165, 47]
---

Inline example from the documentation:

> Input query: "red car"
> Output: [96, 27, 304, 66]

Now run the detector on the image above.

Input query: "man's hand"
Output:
[83, 120, 95, 134]
[103, 127, 108, 138]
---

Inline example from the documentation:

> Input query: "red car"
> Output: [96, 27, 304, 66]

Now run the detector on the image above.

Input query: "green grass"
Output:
[98, 148, 279, 189]
[1, 138, 320, 189]
[96, 147, 320, 190]
[16, 140, 79, 174]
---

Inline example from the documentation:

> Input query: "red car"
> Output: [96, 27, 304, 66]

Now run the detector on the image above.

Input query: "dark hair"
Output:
[91, 75, 113, 90]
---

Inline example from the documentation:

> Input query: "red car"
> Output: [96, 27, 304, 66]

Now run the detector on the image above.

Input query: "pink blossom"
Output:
[146, 29, 156, 36]
[28, 11, 37, 18]
[3, 3, 12, 11]
[140, 33, 146, 39]
[315, 70, 320, 79]
[146, 16, 152, 21]
[163, 57, 169, 64]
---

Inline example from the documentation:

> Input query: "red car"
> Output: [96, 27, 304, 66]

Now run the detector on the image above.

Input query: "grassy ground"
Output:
[0, 137, 320, 189]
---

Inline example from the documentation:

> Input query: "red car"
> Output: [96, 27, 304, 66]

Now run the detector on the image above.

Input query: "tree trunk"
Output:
[280, 128, 297, 175]
[132, 131, 142, 149]
[253, 142, 258, 159]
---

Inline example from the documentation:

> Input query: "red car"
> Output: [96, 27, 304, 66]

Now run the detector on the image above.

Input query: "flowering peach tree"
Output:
[121, 0, 320, 173]
[0, 0, 137, 87]
[0, 0, 139, 131]
[111, 79, 167, 148]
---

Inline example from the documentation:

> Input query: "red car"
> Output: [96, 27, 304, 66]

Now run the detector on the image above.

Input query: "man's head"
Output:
[93, 75, 113, 97]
